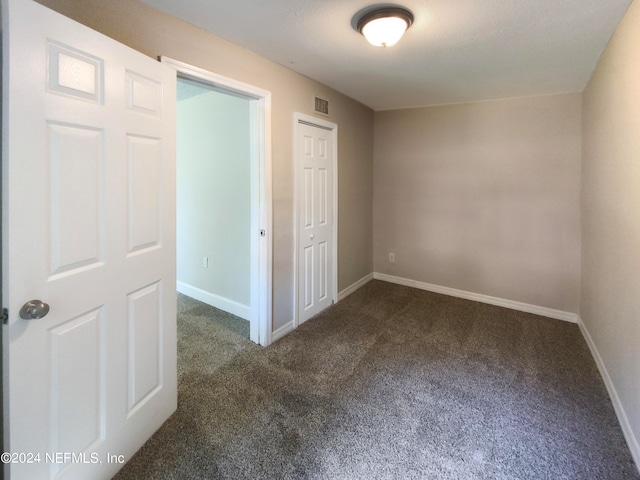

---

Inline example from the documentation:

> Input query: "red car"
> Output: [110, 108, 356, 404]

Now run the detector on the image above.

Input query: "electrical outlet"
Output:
[202, 256, 208, 268]
[389, 253, 395, 263]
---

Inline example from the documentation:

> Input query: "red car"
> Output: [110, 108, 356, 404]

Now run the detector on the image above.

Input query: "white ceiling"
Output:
[141, 0, 632, 111]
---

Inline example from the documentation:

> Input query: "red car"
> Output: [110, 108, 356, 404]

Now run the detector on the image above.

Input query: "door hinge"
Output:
[2, 308, 8, 325]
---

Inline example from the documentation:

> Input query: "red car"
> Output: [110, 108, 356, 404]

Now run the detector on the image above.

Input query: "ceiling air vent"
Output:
[314, 96, 329, 116]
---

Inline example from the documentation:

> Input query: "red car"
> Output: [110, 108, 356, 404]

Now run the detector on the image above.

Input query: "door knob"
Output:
[310, 234, 315, 240]
[19, 300, 50, 320]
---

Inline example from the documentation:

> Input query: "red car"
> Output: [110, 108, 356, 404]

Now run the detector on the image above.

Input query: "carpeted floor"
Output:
[114, 281, 639, 479]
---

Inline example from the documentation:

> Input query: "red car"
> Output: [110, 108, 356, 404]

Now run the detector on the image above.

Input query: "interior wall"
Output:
[581, 0, 640, 464]
[177, 87, 251, 313]
[35, 0, 375, 331]
[373, 93, 582, 313]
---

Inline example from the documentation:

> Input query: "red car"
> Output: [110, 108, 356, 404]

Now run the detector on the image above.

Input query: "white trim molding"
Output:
[338, 273, 374, 301]
[373, 273, 579, 323]
[578, 318, 640, 470]
[271, 320, 295, 343]
[177, 281, 250, 320]
[162, 56, 273, 346]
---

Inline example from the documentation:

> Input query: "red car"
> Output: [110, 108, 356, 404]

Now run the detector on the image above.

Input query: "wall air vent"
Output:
[314, 96, 330, 116]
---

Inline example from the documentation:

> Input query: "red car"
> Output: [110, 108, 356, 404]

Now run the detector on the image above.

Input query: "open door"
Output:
[2, 1, 177, 479]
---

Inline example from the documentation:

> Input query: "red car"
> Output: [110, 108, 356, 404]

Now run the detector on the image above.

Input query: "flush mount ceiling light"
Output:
[356, 6, 414, 47]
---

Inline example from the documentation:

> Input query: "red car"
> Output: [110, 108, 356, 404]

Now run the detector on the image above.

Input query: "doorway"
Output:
[163, 58, 272, 346]
[176, 78, 251, 337]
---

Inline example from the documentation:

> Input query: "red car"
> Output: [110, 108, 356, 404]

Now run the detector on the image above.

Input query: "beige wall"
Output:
[582, 0, 640, 462]
[374, 94, 582, 313]
[35, 0, 375, 331]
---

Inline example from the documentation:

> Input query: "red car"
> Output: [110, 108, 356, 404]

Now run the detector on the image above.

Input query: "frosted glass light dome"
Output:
[361, 16, 409, 47]
[357, 7, 414, 47]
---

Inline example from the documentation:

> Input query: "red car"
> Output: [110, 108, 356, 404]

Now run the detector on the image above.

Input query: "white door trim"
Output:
[161, 57, 273, 346]
[293, 112, 338, 327]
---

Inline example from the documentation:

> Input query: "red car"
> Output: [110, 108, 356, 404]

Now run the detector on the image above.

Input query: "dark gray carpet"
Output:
[114, 281, 639, 479]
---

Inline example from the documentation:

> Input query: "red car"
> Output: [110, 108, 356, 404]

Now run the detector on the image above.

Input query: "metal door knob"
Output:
[19, 300, 50, 320]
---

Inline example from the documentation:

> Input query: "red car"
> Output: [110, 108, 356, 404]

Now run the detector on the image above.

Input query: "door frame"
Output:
[162, 57, 273, 346]
[293, 112, 338, 327]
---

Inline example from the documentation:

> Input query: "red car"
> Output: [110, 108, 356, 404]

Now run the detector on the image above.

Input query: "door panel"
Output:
[127, 282, 162, 415]
[319, 241, 328, 301]
[49, 123, 105, 276]
[3, 1, 177, 479]
[126, 71, 162, 116]
[127, 134, 162, 253]
[304, 167, 314, 227]
[48, 41, 104, 103]
[50, 308, 104, 461]
[318, 168, 328, 225]
[303, 246, 314, 310]
[297, 121, 335, 324]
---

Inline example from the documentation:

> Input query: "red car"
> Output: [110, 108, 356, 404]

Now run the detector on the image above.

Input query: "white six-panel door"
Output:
[3, 1, 177, 479]
[296, 118, 336, 324]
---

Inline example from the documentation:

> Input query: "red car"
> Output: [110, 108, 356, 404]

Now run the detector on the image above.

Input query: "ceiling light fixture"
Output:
[356, 6, 414, 47]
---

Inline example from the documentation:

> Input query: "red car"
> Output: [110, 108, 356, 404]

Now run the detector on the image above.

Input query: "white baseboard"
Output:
[177, 281, 250, 321]
[271, 320, 295, 343]
[578, 317, 640, 471]
[373, 273, 579, 323]
[338, 273, 374, 301]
